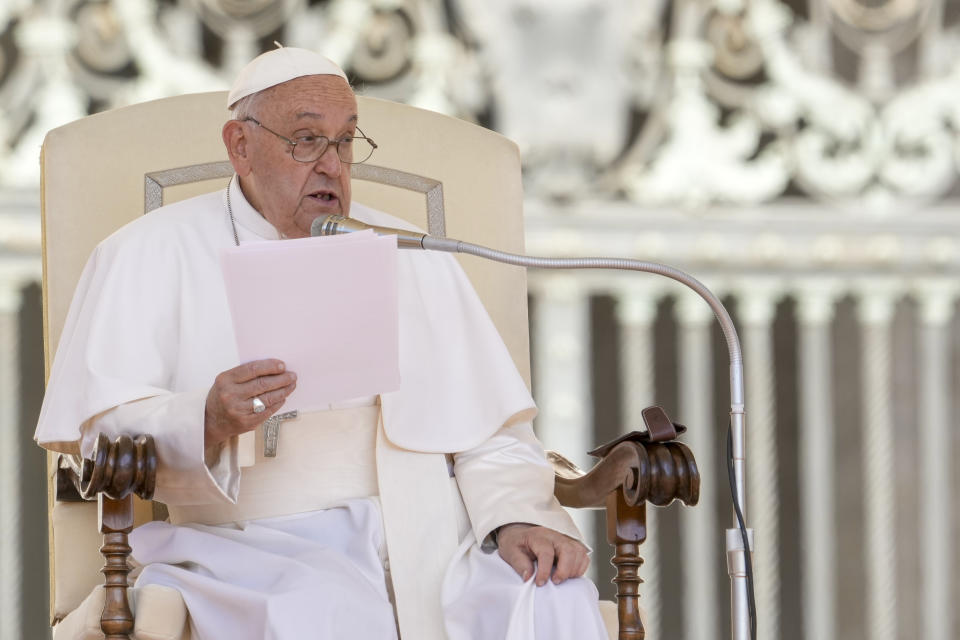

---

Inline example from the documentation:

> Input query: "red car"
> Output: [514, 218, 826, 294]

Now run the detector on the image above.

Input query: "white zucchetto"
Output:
[227, 45, 349, 108]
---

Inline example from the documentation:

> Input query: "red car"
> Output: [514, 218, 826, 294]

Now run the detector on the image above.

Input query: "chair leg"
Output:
[606, 492, 646, 640]
[612, 541, 645, 640]
[99, 494, 134, 639]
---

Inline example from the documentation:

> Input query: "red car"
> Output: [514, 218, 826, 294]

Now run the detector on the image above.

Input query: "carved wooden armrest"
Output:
[55, 433, 157, 640]
[550, 406, 700, 640]
[550, 438, 699, 509]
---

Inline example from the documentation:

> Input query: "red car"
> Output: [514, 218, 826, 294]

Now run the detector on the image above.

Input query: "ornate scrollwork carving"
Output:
[706, 10, 764, 81]
[204, 0, 277, 20]
[642, 441, 699, 507]
[550, 443, 646, 509]
[550, 437, 699, 509]
[4, 0, 960, 206]
[194, 0, 298, 39]
[79, 432, 157, 501]
[72, 1, 133, 75]
[827, 0, 924, 32]
[351, 7, 413, 84]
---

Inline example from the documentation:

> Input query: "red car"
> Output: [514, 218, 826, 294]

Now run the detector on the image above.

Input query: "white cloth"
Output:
[443, 533, 609, 640]
[126, 405, 603, 640]
[132, 501, 399, 640]
[131, 499, 607, 640]
[36, 179, 604, 639]
[164, 405, 382, 526]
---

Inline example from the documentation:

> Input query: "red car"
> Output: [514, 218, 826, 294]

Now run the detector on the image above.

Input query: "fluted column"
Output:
[616, 292, 658, 426]
[917, 284, 954, 640]
[321, 0, 374, 65]
[740, 288, 781, 640]
[531, 275, 595, 575]
[796, 285, 838, 640]
[857, 289, 898, 640]
[676, 291, 719, 640]
[615, 289, 661, 638]
[0, 275, 24, 640]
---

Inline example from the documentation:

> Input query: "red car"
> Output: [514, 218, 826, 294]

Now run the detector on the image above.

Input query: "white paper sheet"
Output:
[220, 230, 400, 412]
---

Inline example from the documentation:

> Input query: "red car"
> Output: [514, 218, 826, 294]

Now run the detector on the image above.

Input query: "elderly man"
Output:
[36, 47, 608, 640]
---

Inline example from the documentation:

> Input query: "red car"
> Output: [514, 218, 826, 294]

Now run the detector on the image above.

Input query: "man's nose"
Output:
[313, 144, 342, 177]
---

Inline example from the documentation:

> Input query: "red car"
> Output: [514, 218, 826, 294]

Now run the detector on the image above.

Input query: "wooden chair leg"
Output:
[606, 490, 646, 640]
[550, 409, 700, 640]
[99, 494, 134, 639]
[71, 433, 156, 638]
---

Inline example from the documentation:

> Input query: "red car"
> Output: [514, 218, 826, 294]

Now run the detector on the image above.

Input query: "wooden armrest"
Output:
[550, 440, 699, 510]
[79, 433, 157, 501]
[549, 406, 701, 640]
[56, 433, 158, 640]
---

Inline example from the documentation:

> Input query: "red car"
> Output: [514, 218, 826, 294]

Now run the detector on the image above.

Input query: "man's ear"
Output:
[222, 120, 252, 176]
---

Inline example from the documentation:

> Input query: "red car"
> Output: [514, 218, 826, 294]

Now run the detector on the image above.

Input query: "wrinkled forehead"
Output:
[260, 75, 357, 124]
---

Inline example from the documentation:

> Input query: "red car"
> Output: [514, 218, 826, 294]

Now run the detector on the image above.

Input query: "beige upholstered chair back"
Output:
[40, 91, 531, 621]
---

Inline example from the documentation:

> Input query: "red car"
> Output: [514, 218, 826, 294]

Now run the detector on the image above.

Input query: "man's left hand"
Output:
[496, 524, 590, 587]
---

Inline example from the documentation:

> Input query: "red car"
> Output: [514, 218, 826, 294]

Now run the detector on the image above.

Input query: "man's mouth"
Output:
[308, 191, 338, 203]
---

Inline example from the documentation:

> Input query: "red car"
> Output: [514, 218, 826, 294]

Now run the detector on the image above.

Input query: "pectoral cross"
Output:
[263, 410, 299, 457]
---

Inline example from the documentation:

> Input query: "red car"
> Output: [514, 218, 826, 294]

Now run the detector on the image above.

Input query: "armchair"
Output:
[39, 92, 700, 640]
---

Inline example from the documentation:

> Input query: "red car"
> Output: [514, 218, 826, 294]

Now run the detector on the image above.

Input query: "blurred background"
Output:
[2, 0, 959, 639]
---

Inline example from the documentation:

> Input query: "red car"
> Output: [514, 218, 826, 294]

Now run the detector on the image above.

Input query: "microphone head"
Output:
[310, 214, 427, 249]
[311, 214, 353, 237]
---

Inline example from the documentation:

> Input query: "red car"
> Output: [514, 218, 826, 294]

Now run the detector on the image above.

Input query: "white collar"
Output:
[225, 175, 283, 241]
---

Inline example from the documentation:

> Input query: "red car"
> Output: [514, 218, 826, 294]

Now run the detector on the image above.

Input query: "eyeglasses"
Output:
[242, 117, 377, 164]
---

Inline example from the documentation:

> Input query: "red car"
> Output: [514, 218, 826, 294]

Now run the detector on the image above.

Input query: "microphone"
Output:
[311, 214, 460, 251]
[313, 209, 753, 640]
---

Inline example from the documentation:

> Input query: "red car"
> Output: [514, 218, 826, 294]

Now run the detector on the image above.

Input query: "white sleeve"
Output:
[453, 422, 584, 550]
[80, 391, 240, 506]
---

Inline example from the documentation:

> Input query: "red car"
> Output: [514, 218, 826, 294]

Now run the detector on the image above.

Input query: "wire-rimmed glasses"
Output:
[242, 117, 377, 164]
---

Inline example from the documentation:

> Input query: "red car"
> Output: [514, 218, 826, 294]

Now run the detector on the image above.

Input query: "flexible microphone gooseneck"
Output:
[311, 215, 430, 249]
[311, 213, 757, 640]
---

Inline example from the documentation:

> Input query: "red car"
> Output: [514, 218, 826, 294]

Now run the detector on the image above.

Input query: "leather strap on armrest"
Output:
[587, 405, 686, 458]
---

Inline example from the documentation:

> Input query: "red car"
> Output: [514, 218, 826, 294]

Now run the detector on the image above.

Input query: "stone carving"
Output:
[3, 0, 960, 209]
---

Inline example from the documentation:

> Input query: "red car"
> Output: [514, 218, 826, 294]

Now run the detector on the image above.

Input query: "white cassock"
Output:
[36, 178, 608, 640]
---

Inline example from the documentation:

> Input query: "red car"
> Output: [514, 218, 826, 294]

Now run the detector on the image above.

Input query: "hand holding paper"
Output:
[220, 230, 400, 412]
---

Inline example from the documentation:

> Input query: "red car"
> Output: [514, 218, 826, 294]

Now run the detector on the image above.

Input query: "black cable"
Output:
[727, 422, 757, 640]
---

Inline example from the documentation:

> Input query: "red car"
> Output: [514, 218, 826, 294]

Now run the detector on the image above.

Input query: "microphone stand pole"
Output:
[420, 236, 754, 640]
